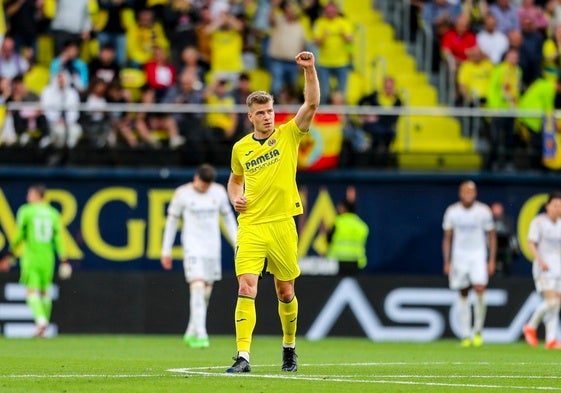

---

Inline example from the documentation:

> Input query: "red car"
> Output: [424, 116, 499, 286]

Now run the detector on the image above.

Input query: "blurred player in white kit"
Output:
[161, 164, 238, 348]
[523, 192, 561, 349]
[442, 180, 496, 347]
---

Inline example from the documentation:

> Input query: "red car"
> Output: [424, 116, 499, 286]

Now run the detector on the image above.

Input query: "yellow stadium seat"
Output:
[24, 65, 51, 95]
[120, 68, 146, 102]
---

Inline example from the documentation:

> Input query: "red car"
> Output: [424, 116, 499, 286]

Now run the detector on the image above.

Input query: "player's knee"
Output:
[546, 297, 561, 309]
[190, 280, 205, 291]
[276, 286, 295, 302]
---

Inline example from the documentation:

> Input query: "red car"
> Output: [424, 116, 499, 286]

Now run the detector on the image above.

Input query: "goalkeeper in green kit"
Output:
[0, 184, 71, 337]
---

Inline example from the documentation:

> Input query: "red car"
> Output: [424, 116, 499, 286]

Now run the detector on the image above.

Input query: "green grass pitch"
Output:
[0, 335, 559, 392]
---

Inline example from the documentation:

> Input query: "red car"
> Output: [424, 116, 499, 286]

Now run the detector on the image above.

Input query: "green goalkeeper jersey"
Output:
[11, 202, 66, 267]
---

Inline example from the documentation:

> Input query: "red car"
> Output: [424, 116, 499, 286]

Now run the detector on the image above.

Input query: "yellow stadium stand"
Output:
[343, 0, 481, 170]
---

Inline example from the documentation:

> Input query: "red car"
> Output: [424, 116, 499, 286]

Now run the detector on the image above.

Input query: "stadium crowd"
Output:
[0, 0, 559, 170]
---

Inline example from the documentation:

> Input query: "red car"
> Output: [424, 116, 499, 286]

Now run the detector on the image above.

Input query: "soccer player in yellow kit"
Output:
[226, 51, 320, 373]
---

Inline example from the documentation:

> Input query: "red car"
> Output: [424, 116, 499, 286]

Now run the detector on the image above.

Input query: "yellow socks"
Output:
[278, 296, 298, 347]
[235, 296, 256, 353]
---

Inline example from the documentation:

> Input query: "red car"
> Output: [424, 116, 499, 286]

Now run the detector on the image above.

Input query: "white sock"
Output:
[458, 296, 471, 339]
[238, 351, 250, 362]
[545, 306, 560, 343]
[473, 293, 487, 334]
[190, 283, 207, 338]
[528, 300, 551, 329]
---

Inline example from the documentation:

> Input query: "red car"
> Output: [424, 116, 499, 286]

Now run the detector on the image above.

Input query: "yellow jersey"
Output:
[231, 119, 305, 225]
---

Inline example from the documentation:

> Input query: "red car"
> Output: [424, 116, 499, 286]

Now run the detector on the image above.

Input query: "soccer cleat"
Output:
[189, 337, 210, 349]
[281, 347, 298, 372]
[523, 324, 538, 347]
[183, 334, 194, 345]
[226, 356, 251, 373]
[472, 333, 483, 347]
[545, 340, 561, 349]
[460, 338, 472, 348]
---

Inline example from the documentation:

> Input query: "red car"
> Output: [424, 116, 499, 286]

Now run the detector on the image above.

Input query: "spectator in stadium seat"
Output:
[440, 12, 477, 71]
[487, 47, 522, 170]
[105, 80, 142, 148]
[162, 70, 207, 162]
[476, 14, 509, 65]
[135, 85, 185, 149]
[489, 0, 521, 34]
[97, 0, 134, 68]
[463, 0, 489, 33]
[517, 75, 559, 169]
[177, 46, 206, 86]
[126, 8, 169, 69]
[82, 78, 112, 148]
[0, 36, 29, 80]
[88, 43, 121, 84]
[49, 40, 89, 95]
[205, 78, 238, 159]
[543, 25, 561, 75]
[231, 72, 253, 139]
[144, 45, 177, 102]
[519, 15, 545, 88]
[313, 2, 353, 104]
[268, 0, 308, 98]
[5, 0, 48, 55]
[162, 0, 199, 65]
[6, 75, 48, 146]
[194, 5, 213, 74]
[40, 71, 83, 149]
[518, 0, 549, 34]
[457, 45, 494, 106]
[49, 0, 92, 56]
[357, 76, 402, 160]
[206, 10, 244, 85]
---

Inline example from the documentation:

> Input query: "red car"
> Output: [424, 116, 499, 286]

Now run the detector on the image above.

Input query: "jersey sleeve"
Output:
[442, 206, 453, 231]
[52, 210, 67, 260]
[11, 205, 28, 251]
[167, 189, 184, 218]
[528, 217, 540, 243]
[231, 143, 243, 176]
[482, 206, 495, 231]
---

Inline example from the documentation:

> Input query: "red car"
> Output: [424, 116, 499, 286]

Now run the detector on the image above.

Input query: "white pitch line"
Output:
[167, 364, 561, 391]
[0, 374, 171, 379]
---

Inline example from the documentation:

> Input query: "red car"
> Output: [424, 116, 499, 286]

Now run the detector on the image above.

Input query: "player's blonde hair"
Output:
[246, 91, 274, 108]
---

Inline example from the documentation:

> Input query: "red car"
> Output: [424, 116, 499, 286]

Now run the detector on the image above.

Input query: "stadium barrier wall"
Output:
[1, 167, 560, 276]
[0, 273, 538, 341]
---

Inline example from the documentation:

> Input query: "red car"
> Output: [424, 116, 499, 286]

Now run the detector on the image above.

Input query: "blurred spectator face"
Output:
[466, 46, 484, 62]
[521, 0, 534, 7]
[483, 15, 497, 32]
[383, 77, 396, 95]
[57, 72, 69, 89]
[179, 71, 196, 92]
[138, 10, 154, 28]
[237, 74, 251, 92]
[92, 80, 107, 96]
[497, 0, 510, 8]
[520, 16, 535, 32]
[330, 90, 345, 105]
[455, 13, 470, 34]
[214, 79, 229, 97]
[505, 49, 519, 65]
[491, 202, 504, 217]
[152, 46, 167, 63]
[100, 46, 116, 64]
[324, 3, 339, 19]
[284, 1, 301, 20]
[508, 29, 522, 47]
[181, 46, 199, 65]
[65, 43, 80, 60]
[1, 37, 15, 58]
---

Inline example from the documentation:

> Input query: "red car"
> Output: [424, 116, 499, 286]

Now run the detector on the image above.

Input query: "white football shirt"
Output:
[528, 213, 561, 278]
[162, 182, 237, 258]
[443, 201, 494, 264]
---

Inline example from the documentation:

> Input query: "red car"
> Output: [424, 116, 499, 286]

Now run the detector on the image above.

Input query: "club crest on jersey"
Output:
[268, 138, 277, 147]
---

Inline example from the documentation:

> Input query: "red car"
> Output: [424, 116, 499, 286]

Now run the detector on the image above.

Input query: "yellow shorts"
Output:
[235, 218, 300, 281]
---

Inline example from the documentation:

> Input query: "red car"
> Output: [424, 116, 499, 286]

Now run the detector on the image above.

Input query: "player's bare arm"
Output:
[442, 230, 453, 275]
[294, 51, 320, 132]
[487, 229, 497, 275]
[228, 173, 247, 213]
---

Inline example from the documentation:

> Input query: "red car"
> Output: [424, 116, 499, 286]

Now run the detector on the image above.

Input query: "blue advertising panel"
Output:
[0, 167, 558, 275]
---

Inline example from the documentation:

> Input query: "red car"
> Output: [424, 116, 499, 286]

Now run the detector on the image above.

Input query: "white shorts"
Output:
[449, 259, 488, 290]
[533, 273, 561, 293]
[183, 254, 221, 284]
